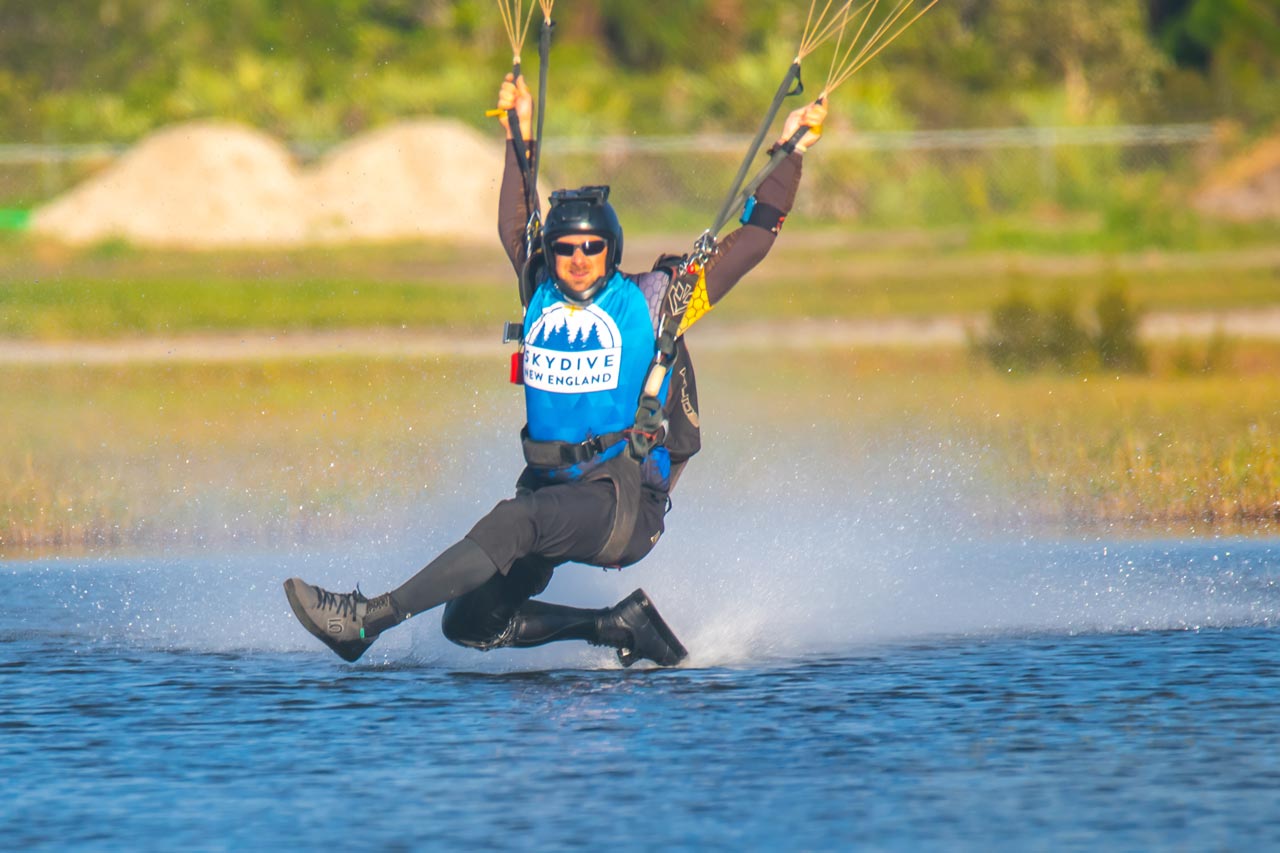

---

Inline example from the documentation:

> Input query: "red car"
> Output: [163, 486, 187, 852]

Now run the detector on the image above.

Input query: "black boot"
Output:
[596, 589, 688, 668]
[283, 578, 403, 662]
[507, 599, 606, 648]
[497, 593, 687, 667]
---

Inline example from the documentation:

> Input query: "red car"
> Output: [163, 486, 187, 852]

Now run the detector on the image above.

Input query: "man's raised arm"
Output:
[496, 73, 534, 274]
[702, 99, 828, 305]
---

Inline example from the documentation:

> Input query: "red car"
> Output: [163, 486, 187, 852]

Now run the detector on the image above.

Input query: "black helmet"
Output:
[541, 185, 624, 271]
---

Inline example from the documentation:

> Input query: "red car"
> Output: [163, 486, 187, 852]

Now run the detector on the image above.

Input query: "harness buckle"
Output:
[581, 434, 605, 458]
[690, 231, 718, 268]
[502, 321, 524, 344]
[552, 434, 608, 466]
[626, 394, 668, 461]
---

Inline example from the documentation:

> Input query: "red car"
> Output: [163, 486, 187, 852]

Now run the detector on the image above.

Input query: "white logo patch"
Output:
[524, 302, 622, 393]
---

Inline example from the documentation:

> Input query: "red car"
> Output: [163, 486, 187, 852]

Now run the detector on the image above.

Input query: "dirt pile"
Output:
[33, 122, 305, 248]
[1194, 133, 1280, 222]
[304, 119, 533, 244]
[32, 119, 525, 248]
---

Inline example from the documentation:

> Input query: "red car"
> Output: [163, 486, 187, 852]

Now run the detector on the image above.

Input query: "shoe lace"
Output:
[314, 586, 364, 619]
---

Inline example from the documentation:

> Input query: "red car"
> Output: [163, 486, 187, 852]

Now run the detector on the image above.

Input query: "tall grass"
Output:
[703, 343, 1280, 535]
[0, 358, 517, 552]
[4, 345, 1280, 555]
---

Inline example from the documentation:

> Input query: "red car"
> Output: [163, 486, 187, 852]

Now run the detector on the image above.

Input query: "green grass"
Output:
[2, 234, 1279, 339]
[3, 228, 1279, 552]
[0, 277, 514, 338]
[721, 258, 1280, 321]
[0, 240, 523, 338]
[4, 345, 1280, 555]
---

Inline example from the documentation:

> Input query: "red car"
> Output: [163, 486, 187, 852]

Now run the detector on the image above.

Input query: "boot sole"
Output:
[283, 578, 371, 663]
[618, 588, 688, 668]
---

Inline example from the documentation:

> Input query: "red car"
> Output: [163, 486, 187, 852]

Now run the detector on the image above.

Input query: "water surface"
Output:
[4, 536, 1279, 849]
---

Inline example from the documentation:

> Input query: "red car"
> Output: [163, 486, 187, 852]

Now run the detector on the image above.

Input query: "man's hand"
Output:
[497, 73, 533, 141]
[777, 99, 828, 153]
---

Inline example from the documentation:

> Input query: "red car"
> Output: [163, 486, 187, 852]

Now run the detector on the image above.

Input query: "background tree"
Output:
[0, 0, 1275, 142]
[982, 0, 1166, 121]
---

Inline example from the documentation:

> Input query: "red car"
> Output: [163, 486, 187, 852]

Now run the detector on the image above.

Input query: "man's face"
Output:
[550, 233, 609, 295]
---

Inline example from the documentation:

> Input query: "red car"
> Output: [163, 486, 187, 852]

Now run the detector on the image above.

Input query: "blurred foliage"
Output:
[0, 0, 1277, 142]
[1095, 281, 1148, 372]
[977, 282, 1147, 374]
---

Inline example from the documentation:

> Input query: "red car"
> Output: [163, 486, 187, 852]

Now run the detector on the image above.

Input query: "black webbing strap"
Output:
[741, 199, 788, 234]
[521, 426, 628, 468]
[585, 453, 642, 567]
[507, 60, 534, 195]
[625, 258, 696, 461]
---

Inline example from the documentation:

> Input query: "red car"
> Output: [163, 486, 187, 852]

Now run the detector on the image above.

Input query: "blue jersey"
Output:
[522, 271, 671, 487]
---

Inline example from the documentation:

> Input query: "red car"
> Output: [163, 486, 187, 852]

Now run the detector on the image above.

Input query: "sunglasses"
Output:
[550, 239, 608, 258]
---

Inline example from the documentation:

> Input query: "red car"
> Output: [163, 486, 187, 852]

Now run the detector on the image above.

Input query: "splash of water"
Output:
[622, 431, 1280, 666]
[11, 422, 1277, 671]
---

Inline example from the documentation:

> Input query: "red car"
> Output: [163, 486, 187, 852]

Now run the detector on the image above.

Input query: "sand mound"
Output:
[32, 122, 306, 248]
[33, 118, 537, 248]
[304, 119, 536, 244]
[1194, 134, 1280, 222]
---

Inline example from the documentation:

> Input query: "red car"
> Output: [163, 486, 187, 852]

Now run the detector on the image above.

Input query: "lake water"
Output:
[4, 532, 1279, 850]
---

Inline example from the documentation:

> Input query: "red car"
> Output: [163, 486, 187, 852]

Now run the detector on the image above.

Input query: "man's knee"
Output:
[439, 556, 558, 650]
[440, 597, 513, 651]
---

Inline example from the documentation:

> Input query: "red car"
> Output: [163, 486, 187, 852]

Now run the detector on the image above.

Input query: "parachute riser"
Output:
[709, 62, 803, 240]
[722, 126, 817, 233]
[520, 17, 553, 270]
[499, 5, 556, 382]
[532, 19, 554, 197]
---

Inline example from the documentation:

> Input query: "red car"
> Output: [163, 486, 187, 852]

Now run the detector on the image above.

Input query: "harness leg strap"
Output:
[583, 455, 642, 567]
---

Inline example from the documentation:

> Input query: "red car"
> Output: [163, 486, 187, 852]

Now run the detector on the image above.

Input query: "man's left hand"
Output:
[777, 100, 829, 153]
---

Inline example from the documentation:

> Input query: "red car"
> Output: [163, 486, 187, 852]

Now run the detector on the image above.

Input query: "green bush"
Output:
[1095, 280, 1146, 371]
[978, 283, 1146, 374]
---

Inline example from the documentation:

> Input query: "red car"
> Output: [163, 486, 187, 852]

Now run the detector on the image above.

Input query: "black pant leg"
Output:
[465, 478, 616, 572]
[403, 476, 670, 641]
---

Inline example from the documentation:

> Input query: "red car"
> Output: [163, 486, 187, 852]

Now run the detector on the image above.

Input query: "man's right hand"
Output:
[497, 73, 533, 141]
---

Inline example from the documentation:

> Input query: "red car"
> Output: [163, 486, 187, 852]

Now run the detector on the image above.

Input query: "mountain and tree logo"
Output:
[523, 302, 623, 393]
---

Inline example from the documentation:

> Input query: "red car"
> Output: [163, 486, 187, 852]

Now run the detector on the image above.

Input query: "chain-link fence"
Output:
[0, 124, 1217, 233]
